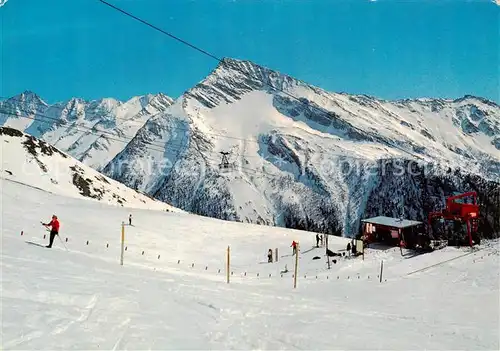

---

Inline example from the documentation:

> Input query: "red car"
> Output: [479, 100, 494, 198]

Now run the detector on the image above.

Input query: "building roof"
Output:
[361, 216, 422, 229]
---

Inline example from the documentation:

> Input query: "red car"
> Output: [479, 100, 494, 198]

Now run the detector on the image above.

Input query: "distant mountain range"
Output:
[0, 91, 174, 170]
[1, 58, 499, 237]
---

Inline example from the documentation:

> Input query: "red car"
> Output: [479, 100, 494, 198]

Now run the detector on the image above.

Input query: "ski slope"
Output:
[0, 127, 179, 212]
[1, 180, 499, 350]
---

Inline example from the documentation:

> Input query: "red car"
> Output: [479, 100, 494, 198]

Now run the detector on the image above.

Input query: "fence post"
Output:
[362, 240, 365, 261]
[294, 243, 299, 289]
[226, 246, 230, 284]
[379, 260, 384, 283]
[120, 221, 125, 266]
[326, 234, 331, 269]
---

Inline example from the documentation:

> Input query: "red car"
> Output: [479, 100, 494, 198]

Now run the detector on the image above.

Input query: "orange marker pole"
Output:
[294, 243, 299, 289]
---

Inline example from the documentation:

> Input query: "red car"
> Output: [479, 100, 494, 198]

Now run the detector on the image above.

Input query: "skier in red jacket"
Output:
[42, 215, 60, 248]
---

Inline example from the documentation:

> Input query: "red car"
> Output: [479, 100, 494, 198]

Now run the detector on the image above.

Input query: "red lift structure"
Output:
[428, 191, 480, 247]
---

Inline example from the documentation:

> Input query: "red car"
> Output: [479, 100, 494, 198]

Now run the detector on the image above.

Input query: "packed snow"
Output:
[1, 179, 498, 350]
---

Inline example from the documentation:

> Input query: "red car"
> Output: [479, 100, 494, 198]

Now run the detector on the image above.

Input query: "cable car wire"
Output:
[97, 0, 425, 161]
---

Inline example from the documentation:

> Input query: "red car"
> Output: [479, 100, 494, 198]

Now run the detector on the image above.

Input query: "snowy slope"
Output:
[0, 127, 180, 211]
[104, 58, 500, 236]
[1, 180, 499, 350]
[0, 91, 174, 170]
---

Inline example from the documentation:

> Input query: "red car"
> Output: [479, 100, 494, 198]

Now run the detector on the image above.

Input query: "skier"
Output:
[291, 240, 298, 255]
[129, 214, 132, 226]
[316, 234, 320, 248]
[41, 215, 60, 248]
[347, 242, 351, 256]
[399, 238, 406, 255]
[267, 249, 273, 263]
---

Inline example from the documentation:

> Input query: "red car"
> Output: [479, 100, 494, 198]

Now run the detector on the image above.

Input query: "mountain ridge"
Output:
[1, 57, 499, 237]
[0, 91, 175, 170]
[101, 58, 500, 236]
[0, 126, 182, 212]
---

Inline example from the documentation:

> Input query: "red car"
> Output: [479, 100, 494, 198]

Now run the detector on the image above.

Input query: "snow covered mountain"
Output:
[0, 127, 180, 211]
[363, 159, 500, 239]
[3, 178, 499, 350]
[103, 58, 500, 237]
[2, 58, 499, 236]
[0, 91, 174, 170]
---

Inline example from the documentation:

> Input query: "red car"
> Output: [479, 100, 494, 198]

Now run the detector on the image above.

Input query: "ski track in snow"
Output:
[50, 293, 99, 336]
[111, 317, 131, 351]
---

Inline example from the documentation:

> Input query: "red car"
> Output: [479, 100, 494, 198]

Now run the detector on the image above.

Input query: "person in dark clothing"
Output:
[316, 234, 320, 248]
[42, 215, 60, 248]
[129, 214, 132, 226]
[347, 242, 351, 256]
[267, 249, 273, 263]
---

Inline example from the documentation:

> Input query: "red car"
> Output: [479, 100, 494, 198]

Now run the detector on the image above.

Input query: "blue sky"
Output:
[1, 0, 498, 104]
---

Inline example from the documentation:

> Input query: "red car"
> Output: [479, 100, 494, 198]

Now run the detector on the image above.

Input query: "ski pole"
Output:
[57, 234, 69, 251]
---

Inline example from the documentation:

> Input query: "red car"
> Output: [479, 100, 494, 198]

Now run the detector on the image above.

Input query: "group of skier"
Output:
[266, 233, 333, 262]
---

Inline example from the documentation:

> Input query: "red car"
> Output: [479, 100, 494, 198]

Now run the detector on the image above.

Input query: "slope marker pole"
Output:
[120, 222, 125, 266]
[294, 243, 299, 289]
[226, 246, 230, 284]
[379, 260, 384, 283]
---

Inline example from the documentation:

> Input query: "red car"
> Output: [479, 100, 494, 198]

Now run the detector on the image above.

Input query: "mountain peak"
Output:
[20, 90, 40, 98]
[185, 57, 302, 108]
[454, 95, 499, 108]
[215, 57, 294, 84]
[7, 90, 47, 107]
[218, 57, 261, 70]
